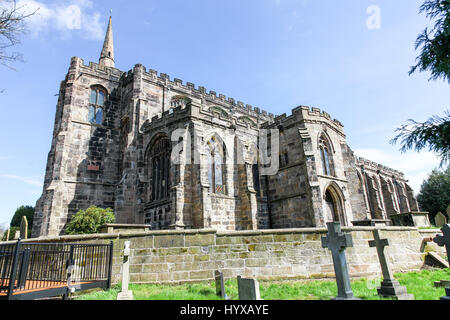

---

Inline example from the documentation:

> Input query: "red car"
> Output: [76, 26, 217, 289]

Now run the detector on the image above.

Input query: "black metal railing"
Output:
[0, 240, 113, 300]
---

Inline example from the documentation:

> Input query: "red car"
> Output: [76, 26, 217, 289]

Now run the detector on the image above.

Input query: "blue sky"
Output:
[0, 0, 448, 228]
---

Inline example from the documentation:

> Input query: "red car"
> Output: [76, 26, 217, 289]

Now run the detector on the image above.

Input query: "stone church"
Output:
[32, 17, 422, 238]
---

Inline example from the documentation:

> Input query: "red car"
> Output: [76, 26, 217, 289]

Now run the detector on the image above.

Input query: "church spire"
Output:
[99, 15, 115, 68]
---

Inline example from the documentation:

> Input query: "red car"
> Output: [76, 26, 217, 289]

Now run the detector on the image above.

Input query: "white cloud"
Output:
[354, 148, 441, 194]
[14, 0, 104, 40]
[0, 174, 43, 187]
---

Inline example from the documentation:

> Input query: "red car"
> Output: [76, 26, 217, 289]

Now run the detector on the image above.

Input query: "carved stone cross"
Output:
[321, 222, 359, 300]
[369, 229, 393, 281]
[117, 241, 133, 300]
[369, 228, 413, 300]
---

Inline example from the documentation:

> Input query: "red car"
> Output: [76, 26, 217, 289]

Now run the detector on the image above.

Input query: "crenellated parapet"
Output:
[127, 64, 275, 123]
[69, 57, 124, 82]
[141, 101, 264, 133]
[267, 105, 345, 136]
[355, 157, 405, 179]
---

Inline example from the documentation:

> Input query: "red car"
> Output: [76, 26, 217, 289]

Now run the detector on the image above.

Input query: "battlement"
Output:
[127, 64, 275, 121]
[142, 101, 261, 132]
[356, 157, 405, 178]
[70, 57, 124, 79]
[273, 105, 344, 130]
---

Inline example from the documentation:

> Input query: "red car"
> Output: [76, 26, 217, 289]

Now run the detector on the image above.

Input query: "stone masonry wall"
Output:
[11, 227, 445, 285]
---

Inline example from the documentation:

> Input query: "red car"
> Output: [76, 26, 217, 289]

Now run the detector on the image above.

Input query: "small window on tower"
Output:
[89, 87, 107, 125]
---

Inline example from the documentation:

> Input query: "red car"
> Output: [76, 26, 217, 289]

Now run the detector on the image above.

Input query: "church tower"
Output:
[99, 16, 115, 68]
[32, 15, 123, 237]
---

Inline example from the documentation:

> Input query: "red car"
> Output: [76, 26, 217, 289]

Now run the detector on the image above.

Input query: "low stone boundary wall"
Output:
[1, 227, 445, 285]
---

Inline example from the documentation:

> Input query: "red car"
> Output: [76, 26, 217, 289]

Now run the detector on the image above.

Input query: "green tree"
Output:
[417, 166, 450, 224]
[1, 205, 35, 240]
[66, 206, 115, 235]
[391, 111, 450, 167]
[409, 0, 450, 82]
[10, 205, 34, 228]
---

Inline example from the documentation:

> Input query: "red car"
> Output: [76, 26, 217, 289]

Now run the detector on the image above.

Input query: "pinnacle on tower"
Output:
[99, 15, 115, 68]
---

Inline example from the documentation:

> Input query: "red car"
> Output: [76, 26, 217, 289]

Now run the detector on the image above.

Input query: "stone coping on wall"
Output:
[1, 226, 439, 245]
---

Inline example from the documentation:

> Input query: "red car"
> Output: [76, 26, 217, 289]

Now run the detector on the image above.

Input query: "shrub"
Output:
[1, 226, 19, 241]
[66, 206, 115, 235]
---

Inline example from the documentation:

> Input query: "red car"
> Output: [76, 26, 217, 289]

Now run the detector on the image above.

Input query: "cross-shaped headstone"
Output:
[321, 222, 359, 300]
[433, 224, 450, 300]
[117, 241, 133, 300]
[433, 224, 450, 264]
[369, 228, 414, 300]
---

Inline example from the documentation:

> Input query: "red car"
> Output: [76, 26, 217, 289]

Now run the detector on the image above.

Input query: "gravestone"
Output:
[433, 224, 450, 265]
[441, 288, 450, 300]
[435, 212, 447, 229]
[14, 230, 20, 240]
[321, 222, 360, 300]
[237, 276, 261, 300]
[433, 224, 450, 301]
[215, 270, 229, 300]
[369, 228, 414, 300]
[20, 216, 28, 240]
[117, 241, 133, 300]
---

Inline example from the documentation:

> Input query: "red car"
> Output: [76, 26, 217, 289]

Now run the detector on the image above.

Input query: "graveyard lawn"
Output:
[74, 269, 450, 301]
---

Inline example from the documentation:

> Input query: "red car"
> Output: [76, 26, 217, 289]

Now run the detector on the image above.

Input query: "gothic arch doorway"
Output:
[324, 185, 346, 226]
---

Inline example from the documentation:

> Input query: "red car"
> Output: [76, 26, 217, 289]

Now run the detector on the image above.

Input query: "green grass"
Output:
[74, 268, 450, 301]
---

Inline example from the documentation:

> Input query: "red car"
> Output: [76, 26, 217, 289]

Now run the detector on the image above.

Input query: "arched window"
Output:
[252, 164, 261, 196]
[149, 138, 171, 202]
[357, 171, 369, 212]
[89, 87, 106, 125]
[207, 137, 225, 194]
[248, 143, 261, 196]
[388, 180, 400, 213]
[319, 135, 335, 176]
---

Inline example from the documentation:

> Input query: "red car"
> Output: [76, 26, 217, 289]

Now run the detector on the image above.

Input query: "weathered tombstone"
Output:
[237, 276, 261, 300]
[435, 212, 448, 229]
[369, 228, 414, 300]
[20, 216, 28, 240]
[433, 224, 450, 301]
[117, 241, 133, 300]
[321, 222, 360, 300]
[215, 270, 229, 300]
